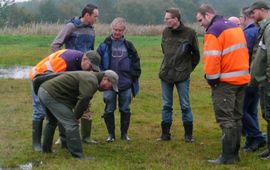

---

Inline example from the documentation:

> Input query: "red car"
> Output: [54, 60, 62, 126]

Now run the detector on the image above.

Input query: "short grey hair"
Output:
[111, 17, 126, 30]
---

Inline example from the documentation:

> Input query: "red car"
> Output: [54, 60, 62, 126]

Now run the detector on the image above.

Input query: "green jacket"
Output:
[251, 18, 270, 85]
[159, 23, 200, 83]
[41, 71, 103, 119]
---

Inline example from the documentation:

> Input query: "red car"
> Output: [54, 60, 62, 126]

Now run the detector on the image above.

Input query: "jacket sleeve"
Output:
[191, 33, 200, 70]
[73, 80, 94, 119]
[265, 26, 270, 80]
[203, 34, 222, 86]
[128, 42, 141, 78]
[51, 24, 74, 52]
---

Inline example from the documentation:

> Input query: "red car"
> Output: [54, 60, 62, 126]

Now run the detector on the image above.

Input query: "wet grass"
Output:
[0, 35, 269, 169]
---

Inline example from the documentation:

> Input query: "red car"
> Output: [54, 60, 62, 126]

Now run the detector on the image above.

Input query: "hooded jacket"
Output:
[51, 17, 95, 52]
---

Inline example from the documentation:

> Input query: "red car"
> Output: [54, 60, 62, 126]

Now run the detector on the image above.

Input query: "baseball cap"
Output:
[104, 70, 119, 92]
[250, 1, 270, 11]
[85, 50, 101, 72]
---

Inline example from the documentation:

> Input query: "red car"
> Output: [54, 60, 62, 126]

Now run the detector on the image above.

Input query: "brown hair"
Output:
[166, 8, 181, 21]
[196, 4, 216, 16]
[81, 3, 98, 17]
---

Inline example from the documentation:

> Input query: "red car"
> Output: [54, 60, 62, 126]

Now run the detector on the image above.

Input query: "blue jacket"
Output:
[97, 36, 141, 97]
[243, 23, 259, 62]
[65, 18, 95, 52]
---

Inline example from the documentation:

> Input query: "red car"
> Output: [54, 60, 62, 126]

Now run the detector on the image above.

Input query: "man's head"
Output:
[228, 16, 240, 26]
[111, 17, 126, 40]
[239, 7, 254, 27]
[249, 1, 270, 23]
[99, 70, 119, 92]
[164, 8, 181, 29]
[81, 50, 101, 71]
[196, 4, 216, 29]
[81, 3, 99, 25]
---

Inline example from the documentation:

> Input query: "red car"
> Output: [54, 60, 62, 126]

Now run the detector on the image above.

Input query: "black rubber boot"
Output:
[121, 112, 131, 141]
[234, 121, 242, 162]
[66, 128, 84, 158]
[42, 122, 57, 153]
[81, 119, 97, 144]
[259, 123, 270, 160]
[208, 127, 238, 164]
[183, 121, 195, 143]
[157, 121, 171, 141]
[103, 113, 115, 142]
[32, 120, 43, 152]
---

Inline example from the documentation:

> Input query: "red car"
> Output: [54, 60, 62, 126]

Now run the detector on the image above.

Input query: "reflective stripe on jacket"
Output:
[203, 15, 250, 85]
[29, 49, 83, 80]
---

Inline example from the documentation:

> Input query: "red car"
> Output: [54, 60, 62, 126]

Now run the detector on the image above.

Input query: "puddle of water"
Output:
[0, 66, 32, 79]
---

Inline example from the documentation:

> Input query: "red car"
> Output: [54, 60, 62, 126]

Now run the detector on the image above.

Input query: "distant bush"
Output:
[0, 22, 205, 36]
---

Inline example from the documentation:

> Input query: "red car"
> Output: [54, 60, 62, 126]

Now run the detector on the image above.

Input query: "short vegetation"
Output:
[0, 35, 269, 169]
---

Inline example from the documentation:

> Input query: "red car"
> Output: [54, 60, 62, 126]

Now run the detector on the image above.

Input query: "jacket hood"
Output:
[69, 17, 92, 28]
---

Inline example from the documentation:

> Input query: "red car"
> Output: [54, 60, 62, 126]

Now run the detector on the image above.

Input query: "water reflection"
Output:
[0, 66, 32, 79]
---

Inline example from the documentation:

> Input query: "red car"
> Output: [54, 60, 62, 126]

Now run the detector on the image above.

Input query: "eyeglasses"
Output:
[164, 17, 174, 21]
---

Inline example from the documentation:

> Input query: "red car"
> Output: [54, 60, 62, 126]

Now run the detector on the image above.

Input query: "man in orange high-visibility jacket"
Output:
[196, 4, 250, 164]
[30, 49, 100, 152]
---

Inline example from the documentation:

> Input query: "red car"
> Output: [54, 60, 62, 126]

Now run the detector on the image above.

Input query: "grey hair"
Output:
[111, 17, 126, 30]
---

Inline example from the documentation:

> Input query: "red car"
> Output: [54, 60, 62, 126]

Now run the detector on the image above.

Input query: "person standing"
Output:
[97, 17, 141, 142]
[51, 3, 99, 144]
[38, 70, 118, 159]
[30, 49, 100, 151]
[196, 4, 250, 164]
[51, 3, 99, 52]
[239, 6, 266, 152]
[158, 8, 200, 142]
[249, 1, 270, 160]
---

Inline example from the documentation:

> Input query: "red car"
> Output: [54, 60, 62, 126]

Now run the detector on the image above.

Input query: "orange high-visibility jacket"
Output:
[203, 16, 250, 85]
[29, 49, 84, 80]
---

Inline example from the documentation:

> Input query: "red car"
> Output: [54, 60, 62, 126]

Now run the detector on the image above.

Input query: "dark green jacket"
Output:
[251, 18, 270, 85]
[159, 23, 200, 83]
[41, 71, 103, 119]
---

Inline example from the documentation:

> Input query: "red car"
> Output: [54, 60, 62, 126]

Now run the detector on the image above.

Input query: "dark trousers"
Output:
[38, 87, 83, 158]
[211, 83, 246, 128]
[243, 86, 265, 143]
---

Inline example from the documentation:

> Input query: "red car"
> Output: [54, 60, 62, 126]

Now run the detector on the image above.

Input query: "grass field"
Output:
[0, 35, 269, 170]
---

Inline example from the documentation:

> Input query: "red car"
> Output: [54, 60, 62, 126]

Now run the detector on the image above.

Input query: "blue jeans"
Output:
[103, 88, 132, 115]
[243, 86, 265, 144]
[161, 79, 193, 124]
[31, 84, 45, 121]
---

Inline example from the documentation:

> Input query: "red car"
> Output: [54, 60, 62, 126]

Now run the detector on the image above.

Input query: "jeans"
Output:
[103, 88, 132, 115]
[31, 84, 45, 121]
[243, 86, 265, 143]
[161, 79, 193, 124]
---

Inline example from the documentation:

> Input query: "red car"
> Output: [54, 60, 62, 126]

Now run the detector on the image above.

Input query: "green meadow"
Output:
[0, 35, 269, 170]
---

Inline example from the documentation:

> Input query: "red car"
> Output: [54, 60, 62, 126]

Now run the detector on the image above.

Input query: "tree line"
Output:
[0, 0, 266, 28]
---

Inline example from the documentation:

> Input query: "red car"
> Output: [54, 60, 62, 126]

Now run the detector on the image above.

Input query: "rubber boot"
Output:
[32, 120, 43, 152]
[259, 123, 270, 160]
[42, 122, 57, 153]
[183, 121, 195, 143]
[58, 123, 67, 149]
[234, 121, 242, 162]
[208, 127, 238, 164]
[65, 128, 85, 158]
[157, 121, 171, 141]
[103, 113, 115, 142]
[81, 119, 97, 144]
[121, 112, 131, 141]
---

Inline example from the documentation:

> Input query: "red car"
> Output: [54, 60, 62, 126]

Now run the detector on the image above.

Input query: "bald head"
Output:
[228, 16, 240, 26]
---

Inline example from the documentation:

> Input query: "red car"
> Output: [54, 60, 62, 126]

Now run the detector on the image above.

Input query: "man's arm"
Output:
[51, 24, 74, 52]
